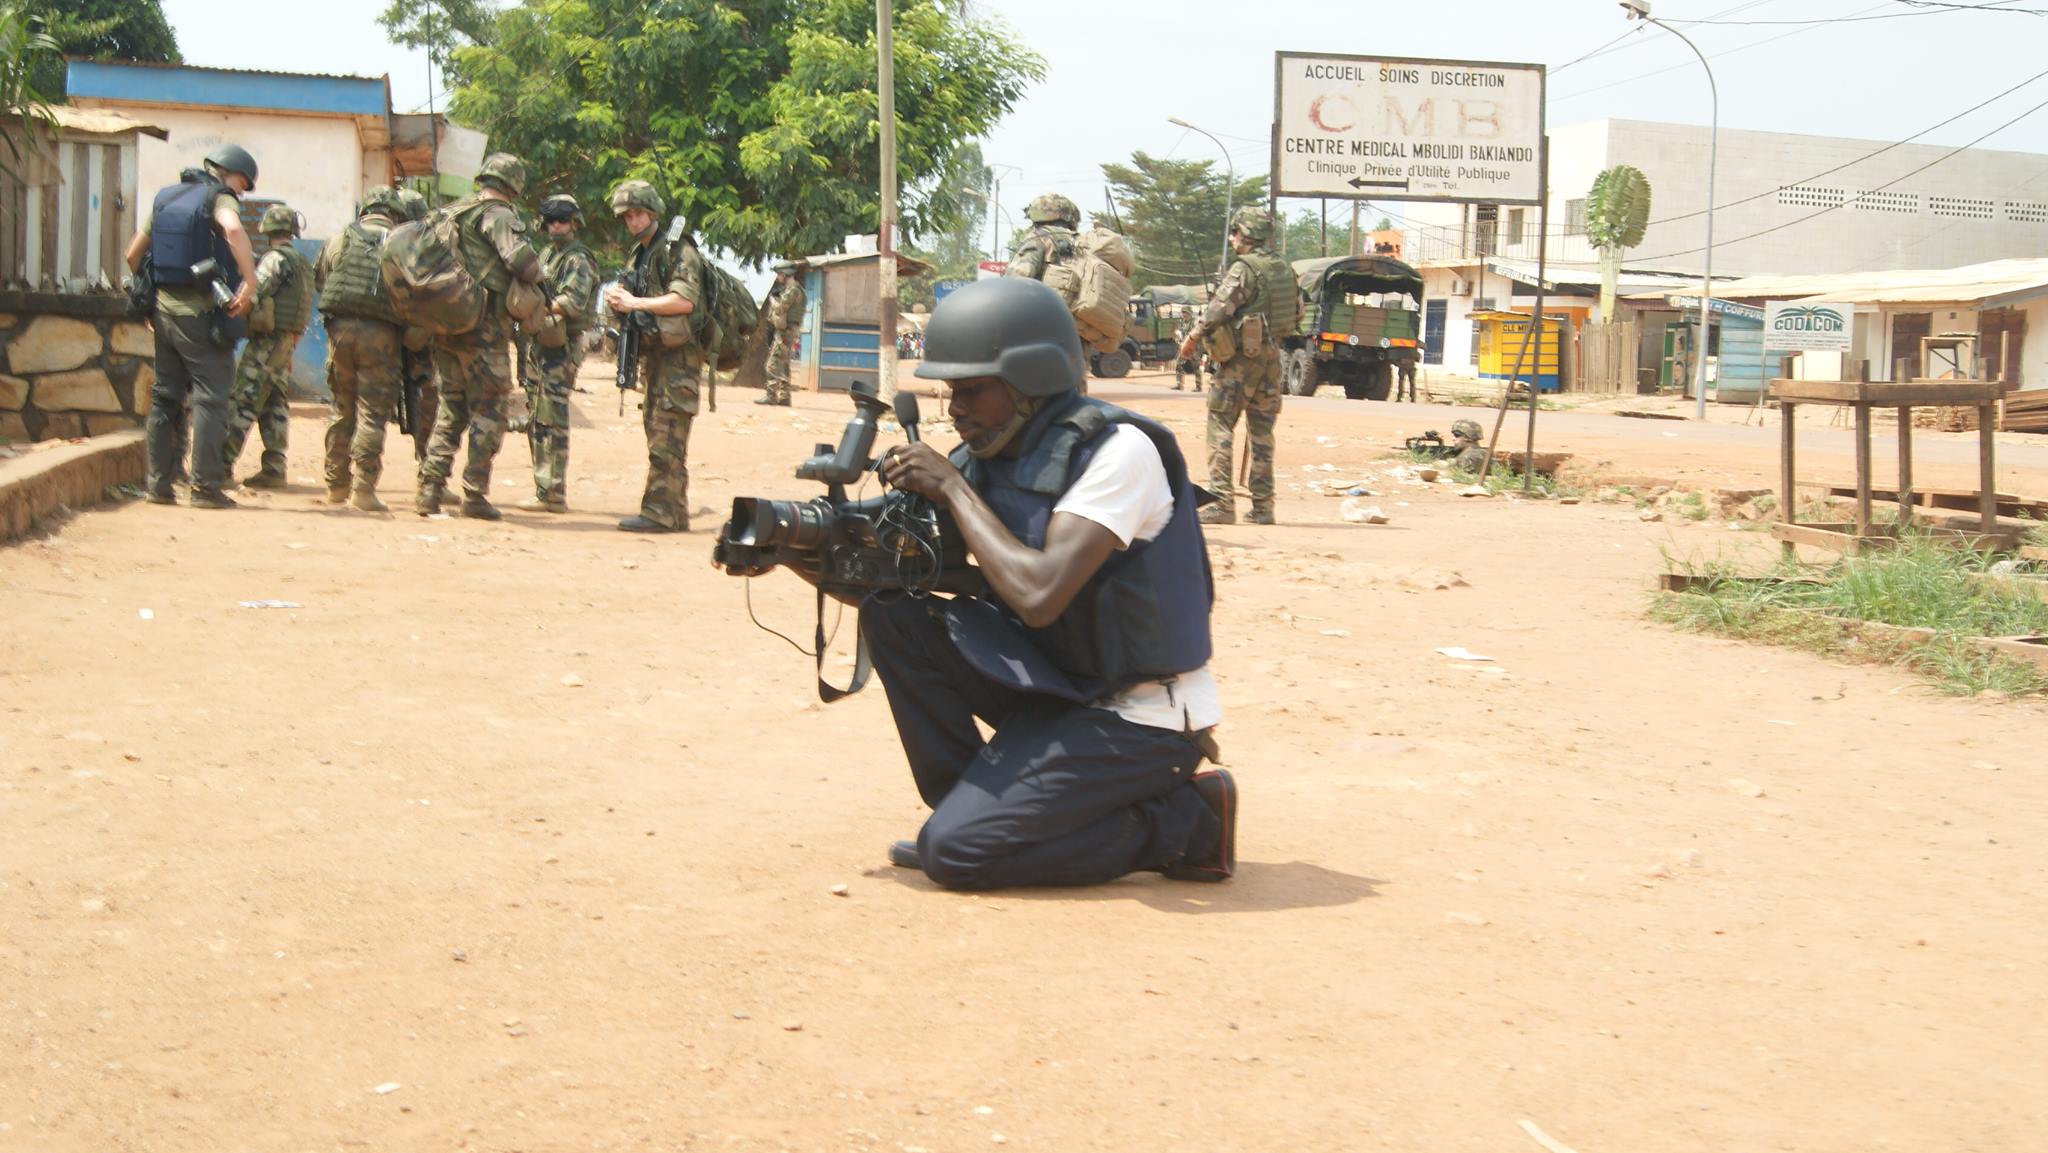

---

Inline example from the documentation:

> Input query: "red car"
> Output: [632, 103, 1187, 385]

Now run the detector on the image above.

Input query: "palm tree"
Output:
[1586, 164, 1651, 323]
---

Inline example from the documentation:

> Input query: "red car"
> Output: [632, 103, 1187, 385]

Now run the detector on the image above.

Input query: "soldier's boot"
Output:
[1198, 504, 1236, 526]
[190, 488, 239, 510]
[414, 481, 446, 517]
[325, 482, 351, 504]
[1248, 503, 1276, 526]
[350, 482, 389, 513]
[241, 469, 287, 490]
[518, 495, 567, 514]
[509, 414, 531, 433]
[460, 496, 503, 522]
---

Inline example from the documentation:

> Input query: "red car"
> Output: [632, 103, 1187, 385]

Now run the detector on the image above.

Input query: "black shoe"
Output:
[145, 488, 176, 506]
[459, 498, 502, 521]
[1164, 769, 1236, 882]
[189, 488, 239, 510]
[240, 470, 287, 490]
[617, 514, 682, 533]
[887, 840, 921, 869]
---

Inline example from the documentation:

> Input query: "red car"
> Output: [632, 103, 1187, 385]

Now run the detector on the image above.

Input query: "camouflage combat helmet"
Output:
[1451, 418, 1483, 443]
[258, 204, 301, 236]
[1025, 192, 1080, 228]
[396, 188, 429, 221]
[610, 180, 666, 218]
[358, 187, 406, 219]
[475, 152, 529, 198]
[538, 194, 582, 224]
[1230, 206, 1273, 244]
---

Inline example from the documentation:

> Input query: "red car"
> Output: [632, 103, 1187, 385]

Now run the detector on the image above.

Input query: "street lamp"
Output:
[1624, 0, 1718, 420]
[1168, 116, 1234, 282]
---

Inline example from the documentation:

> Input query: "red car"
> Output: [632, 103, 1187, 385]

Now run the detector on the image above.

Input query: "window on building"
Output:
[1473, 204, 1498, 257]
[1507, 208, 1525, 245]
[1566, 198, 1587, 236]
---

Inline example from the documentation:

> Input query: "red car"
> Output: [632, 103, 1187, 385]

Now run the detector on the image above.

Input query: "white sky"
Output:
[158, 0, 2048, 241]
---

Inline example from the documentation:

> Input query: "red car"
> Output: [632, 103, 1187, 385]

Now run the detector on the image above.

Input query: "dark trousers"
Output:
[146, 310, 235, 494]
[859, 593, 1211, 891]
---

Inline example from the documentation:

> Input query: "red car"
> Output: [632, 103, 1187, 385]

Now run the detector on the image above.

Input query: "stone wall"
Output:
[0, 292, 153, 444]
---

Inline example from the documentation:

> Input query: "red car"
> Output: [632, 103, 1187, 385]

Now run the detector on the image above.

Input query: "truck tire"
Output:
[1285, 348, 1319, 396]
[1344, 362, 1393, 401]
[1094, 346, 1133, 378]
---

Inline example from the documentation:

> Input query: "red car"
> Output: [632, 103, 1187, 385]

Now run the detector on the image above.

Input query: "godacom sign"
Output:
[1273, 53, 1545, 205]
[1763, 302, 1855, 352]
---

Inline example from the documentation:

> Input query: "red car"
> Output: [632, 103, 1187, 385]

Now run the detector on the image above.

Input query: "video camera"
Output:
[712, 379, 981, 598]
[188, 257, 246, 346]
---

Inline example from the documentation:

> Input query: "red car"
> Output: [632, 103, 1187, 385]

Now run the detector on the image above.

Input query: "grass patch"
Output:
[1651, 535, 2048, 697]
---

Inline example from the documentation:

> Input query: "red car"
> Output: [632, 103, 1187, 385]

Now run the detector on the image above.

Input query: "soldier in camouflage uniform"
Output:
[605, 179, 712, 534]
[756, 262, 806, 406]
[414, 153, 548, 520]
[394, 188, 439, 461]
[314, 188, 408, 511]
[223, 204, 313, 488]
[1004, 193, 1080, 281]
[1449, 418, 1488, 475]
[516, 194, 600, 512]
[1179, 206, 1298, 526]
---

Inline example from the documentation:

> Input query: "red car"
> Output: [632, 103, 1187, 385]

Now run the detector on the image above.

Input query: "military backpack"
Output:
[697, 258, 761, 372]
[319, 221, 399, 324]
[1040, 227, 1134, 355]
[379, 200, 493, 337]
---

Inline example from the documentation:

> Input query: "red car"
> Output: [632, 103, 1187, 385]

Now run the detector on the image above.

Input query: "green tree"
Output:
[21, 0, 179, 97]
[1586, 164, 1651, 322]
[421, 0, 1041, 266]
[899, 140, 989, 311]
[376, 0, 497, 67]
[1101, 151, 1265, 290]
[2, 3, 59, 182]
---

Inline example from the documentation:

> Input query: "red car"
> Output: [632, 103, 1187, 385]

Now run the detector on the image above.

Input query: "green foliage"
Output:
[1278, 207, 1339, 263]
[20, 0, 178, 96]
[1, 3, 58, 182]
[428, 0, 1041, 268]
[1586, 164, 1651, 251]
[899, 141, 988, 311]
[377, 0, 497, 66]
[1101, 151, 1266, 290]
[1650, 537, 2048, 697]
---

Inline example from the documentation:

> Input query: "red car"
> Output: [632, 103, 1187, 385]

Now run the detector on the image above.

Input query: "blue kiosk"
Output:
[792, 250, 930, 394]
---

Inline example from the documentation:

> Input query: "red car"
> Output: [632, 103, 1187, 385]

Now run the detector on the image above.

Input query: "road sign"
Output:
[1763, 301, 1855, 352]
[1273, 53, 1545, 204]
[976, 260, 1007, 280]
[933, 279, 973, 302]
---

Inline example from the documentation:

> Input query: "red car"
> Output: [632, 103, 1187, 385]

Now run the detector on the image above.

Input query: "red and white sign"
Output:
[976, 260, 1007, 280]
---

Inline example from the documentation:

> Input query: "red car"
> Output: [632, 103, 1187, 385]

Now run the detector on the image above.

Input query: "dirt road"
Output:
[4, 366, 2044, 1152]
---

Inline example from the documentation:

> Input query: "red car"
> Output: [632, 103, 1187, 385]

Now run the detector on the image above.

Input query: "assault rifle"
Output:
[608, 258, 658, 415]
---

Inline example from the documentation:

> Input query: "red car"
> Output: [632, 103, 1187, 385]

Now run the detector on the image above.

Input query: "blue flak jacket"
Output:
[944, 393, 1214, 703]
[149, 170, 241, 290]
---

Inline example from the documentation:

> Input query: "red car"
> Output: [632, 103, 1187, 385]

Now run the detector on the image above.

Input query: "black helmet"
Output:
[205, 143, 259, 190]
[538, 194, 581, 224]
[914, 278, 1083, 397]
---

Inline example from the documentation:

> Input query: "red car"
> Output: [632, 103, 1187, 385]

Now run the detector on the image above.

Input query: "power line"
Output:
[1628, 90, 2048, 263]
[1550, 1, 1897, 104]
[1552, 0, 1785, 73]
[1670, 0, 2043, 20]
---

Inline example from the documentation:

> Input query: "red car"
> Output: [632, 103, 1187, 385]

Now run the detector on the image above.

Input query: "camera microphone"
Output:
[894, 390, 921, 444]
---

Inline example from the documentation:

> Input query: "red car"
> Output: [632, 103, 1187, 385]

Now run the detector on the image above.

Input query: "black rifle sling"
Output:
[813, 586, 872, 702]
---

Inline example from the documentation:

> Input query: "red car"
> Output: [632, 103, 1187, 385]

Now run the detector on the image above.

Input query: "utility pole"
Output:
[1350, 201, 1359, 256]
[876, 0, 899, 401]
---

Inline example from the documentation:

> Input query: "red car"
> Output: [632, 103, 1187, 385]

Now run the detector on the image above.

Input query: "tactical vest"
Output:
[1230, 249, 1298, 340]
[149, 170, 240, 290]
[541, 239, 598, 333]
[943, 394, 1214, 703]
[319, 218, 398, 324]
[266, 244, 315, 334]
[1012, 225, 1076, 276]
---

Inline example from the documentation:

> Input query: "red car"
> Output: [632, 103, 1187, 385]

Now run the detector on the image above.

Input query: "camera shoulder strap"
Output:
[814, 585, 873, 702]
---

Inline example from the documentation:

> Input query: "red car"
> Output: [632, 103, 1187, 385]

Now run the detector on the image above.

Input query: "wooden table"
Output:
[1769, 379, 2007, 553]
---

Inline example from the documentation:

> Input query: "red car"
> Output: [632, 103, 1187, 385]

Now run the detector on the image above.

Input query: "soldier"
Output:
[1004, 193, 1080, 282]
[313, 188, 408, 511]
[123, 142, 260, 509]
[1171, 313, 1200, 393]
[1394, 359, 1419, 403]
[394, 188, 438, 461]
[1178, 206, 1298, 526]
[414, 152, 548, 520]
[1450, 418, 1488, 475]
[517, 193, 600, 512]
[756, 262, 806, 406]
[604, 179, 711, 534]
[222, 204, 313, 488]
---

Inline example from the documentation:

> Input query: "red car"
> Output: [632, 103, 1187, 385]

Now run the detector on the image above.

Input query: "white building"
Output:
[1404, 118, 2048, 375]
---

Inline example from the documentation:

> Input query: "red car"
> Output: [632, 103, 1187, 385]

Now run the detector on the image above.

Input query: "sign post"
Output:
[1754, 301, 1856, 421]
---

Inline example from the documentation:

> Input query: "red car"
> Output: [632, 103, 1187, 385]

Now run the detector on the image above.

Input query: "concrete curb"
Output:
[0, 429, 147, 545]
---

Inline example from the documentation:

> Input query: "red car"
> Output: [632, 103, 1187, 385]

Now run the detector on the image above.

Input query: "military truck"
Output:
[1281, 255, 1424, 400]
[1089, 286, 1206, 379]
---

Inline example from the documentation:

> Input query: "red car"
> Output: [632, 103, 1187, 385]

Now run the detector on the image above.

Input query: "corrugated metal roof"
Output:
[1487, 257, 1705, 296]
[1628, 259, 2048, 307]
[47, 105, 168, 140]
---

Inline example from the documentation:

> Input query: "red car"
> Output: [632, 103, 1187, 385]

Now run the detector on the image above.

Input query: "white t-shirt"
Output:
[1049, 425, 1222, 732]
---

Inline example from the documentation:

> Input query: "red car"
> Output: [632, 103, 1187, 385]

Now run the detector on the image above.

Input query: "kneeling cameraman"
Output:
[866, 278, 1234, 890]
